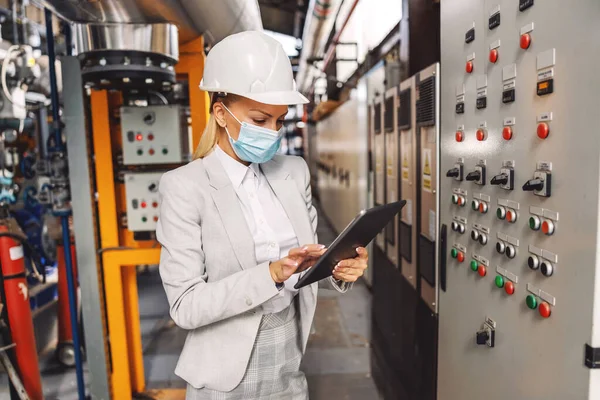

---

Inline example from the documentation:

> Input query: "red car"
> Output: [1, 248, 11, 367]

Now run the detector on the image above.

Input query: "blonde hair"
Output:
[192, 93, 238, 160]
[193, 114, 219, 160]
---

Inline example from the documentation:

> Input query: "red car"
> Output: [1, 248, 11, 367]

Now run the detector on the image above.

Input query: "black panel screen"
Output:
[397, 89, 411, 130]
[416, 76, 436, 127]
[384, 96, 394, 132]
[400, 221, 412, 262]
[418, 234, 436, 286]
[374, 103, 382, 134]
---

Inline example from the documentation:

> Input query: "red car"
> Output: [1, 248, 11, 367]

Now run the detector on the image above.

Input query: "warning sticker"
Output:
[402, 150, 410, 181]
[423, 148, 432, 192]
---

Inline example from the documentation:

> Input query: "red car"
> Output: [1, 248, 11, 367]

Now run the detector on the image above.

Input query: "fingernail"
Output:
[318, 244, 326, 249]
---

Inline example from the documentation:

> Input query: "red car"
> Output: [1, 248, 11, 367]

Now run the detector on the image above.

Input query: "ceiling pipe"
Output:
[321, 0, 360, 72]
[296, 0, 343, 92]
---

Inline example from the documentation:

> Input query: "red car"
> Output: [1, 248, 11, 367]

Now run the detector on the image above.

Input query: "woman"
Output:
[157, 30, 368, 399]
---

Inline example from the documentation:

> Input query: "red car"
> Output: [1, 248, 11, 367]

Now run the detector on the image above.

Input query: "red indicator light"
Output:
[136, 133, 143, 141]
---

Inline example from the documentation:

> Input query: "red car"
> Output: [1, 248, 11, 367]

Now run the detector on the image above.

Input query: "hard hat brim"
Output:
[200, 85, 309, 105]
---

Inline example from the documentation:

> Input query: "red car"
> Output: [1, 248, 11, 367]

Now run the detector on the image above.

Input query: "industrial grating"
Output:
[397, 89, 411, 130]
[416, 76, 436, 127]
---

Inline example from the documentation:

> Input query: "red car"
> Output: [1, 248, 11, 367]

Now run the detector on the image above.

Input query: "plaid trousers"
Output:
[186, 303, 308, 400]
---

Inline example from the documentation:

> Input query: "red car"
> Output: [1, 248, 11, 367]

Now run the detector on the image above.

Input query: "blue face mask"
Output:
[222, 104, 283, 164]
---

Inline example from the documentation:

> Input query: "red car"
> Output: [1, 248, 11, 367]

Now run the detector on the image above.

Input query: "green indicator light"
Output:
[452, 195, 458, 204]
[526, 294, 538, 310]
[137, 149, 143, 156]
[451, 248, 458, 258]
[471, 201, 478, 210]
[495, 275, 505, 288]
[142, 216, 148, 223]
[529, 217, 538, 230]
[496, 208, 504, 219]
[162, 148, 169, 155]
[470, 260, 478, 271]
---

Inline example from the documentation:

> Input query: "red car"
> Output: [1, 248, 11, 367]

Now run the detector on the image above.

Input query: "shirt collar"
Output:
[214, 145, 259, 188]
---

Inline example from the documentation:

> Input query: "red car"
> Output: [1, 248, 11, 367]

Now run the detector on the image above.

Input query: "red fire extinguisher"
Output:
[0, 222, 43, 399]
[56, 242, 79, 367]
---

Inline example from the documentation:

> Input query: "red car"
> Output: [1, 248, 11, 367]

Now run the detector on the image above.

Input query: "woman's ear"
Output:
[213, 102, 227, 128]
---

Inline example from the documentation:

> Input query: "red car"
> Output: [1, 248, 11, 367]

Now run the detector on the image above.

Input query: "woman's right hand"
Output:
[269, 244, 326, 283]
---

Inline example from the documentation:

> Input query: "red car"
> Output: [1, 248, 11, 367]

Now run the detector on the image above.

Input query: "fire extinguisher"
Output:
[0, 220, 43, 399]
[56, 242, 79, 367]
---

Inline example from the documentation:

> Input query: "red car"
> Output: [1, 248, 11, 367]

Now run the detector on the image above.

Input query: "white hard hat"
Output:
[200, 30, 309, 105]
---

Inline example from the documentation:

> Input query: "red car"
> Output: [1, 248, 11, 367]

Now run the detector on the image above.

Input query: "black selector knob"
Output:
[491, 174, 508, 185]
[466, 171, 481, 182]
[148, 183, 158, 193]
[522, 178, 544, 191]
[446, 168, 460, 178]
[476, 330, 489, 345]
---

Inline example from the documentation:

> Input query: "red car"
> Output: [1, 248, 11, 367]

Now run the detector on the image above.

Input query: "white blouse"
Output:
[214, 146, 300, 314]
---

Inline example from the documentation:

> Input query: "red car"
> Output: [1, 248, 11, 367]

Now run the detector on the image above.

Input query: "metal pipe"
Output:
[44, 8, 60, 149]
[46, 8, 86, 400]
[321, 0, 360, 71]
[60, 216, 85, 400]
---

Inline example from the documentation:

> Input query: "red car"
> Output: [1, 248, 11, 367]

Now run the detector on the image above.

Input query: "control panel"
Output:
[398, 76, 417, 288]
[373, 98, 386, 251]
[120, 105, 189, 165]
[416, 64, 440, 312]
[439, 1, 600, 399]
[124, 172, 163, 232]
[384, 87, 399, 266]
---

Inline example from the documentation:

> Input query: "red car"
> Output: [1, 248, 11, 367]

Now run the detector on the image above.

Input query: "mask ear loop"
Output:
[220, 103, 243, 126]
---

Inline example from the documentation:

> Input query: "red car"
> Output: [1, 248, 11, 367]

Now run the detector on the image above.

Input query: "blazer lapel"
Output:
[203, 151, 257, 270]
[261, 159, 315, 248]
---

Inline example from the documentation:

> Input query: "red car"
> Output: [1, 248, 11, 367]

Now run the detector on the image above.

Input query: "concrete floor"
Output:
[0, 203, 380, 399]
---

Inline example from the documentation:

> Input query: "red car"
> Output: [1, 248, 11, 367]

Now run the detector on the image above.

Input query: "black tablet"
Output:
[294, 200, 406, 289]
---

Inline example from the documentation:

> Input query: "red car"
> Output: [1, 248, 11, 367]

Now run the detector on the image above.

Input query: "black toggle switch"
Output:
[476, 329, 489, 345]
[522, 178, 544, 191]
[446, 168, 460, 178]
[491, 174, 508, 185]
[466, 171, 481, 181]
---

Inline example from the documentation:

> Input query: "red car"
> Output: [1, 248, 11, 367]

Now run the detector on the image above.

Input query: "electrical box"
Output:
[373, 97, 386, 251]
[439, 1, 600, 399]
[384, 87, 399, 267]
[120, 105, 188, 165]
[416, 64, 440, 313]
[398, 77, 417, 289]
[124, 172, 163, 232]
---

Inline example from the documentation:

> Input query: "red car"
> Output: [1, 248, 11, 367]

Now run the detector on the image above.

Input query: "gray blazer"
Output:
[156, 149, 349, 391]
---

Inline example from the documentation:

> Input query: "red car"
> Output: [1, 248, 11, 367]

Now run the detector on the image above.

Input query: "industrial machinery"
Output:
[398, 76, 417, 288]
[438, 1, 600, 399]
[373, 96, 385, 251]
[384, 87, 399, 266]
[371, 63, 440, 400]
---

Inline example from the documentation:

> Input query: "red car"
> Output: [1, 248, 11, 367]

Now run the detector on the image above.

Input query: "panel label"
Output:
[453, 188, 467, 196]
[537, 68, 554, 81]
[473, 254, 489, 266]
[497, 232, 508, 241]
[473, 223, 490, 234]
[506, 200, 520, 210]
[537, 161, 552, 171]
[422, 148, 432, 192]
[528, 245, 543, 257]
[402, 147, 410, 181]
[542, 249, 558, 263]
[537, 49, 556, 70]
[490, 40, 501, 50]
[520, 22, 534, 35]
[503, 117, 515, 126]
[457, 125, 465, 131]
[543, 209, 559, 221]
[467, 53, 475, 62]
[478, 122, 487, 129]
[477, 89, 487, 98]
[454, 243, 467, 253]
[537, 112, 553, 122]
[529, 206, 544, 217]
[454, 216, 467, 224]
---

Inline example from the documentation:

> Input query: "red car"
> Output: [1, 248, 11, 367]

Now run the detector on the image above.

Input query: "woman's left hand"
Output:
[332, 247, 368, 283]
